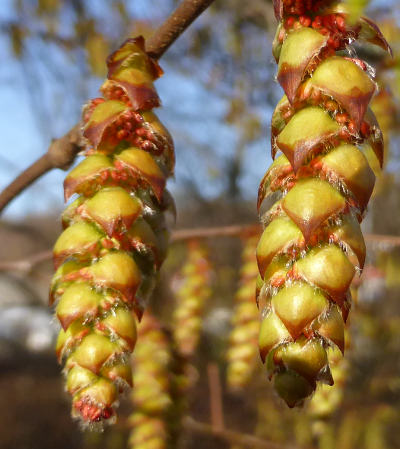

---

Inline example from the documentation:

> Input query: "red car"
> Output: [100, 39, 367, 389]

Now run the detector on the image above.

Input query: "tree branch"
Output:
[0, 0, 215, 215]
[171, 223, 261, 241]
[0, 249, 52, 273]
[0, 124, 82, 214]
[182, 416, 301, 449]
[207, 363, 225, 431]
[146, 0, 215, 58]
[115, 415, 298, 449]
[1, 224, 399, 273]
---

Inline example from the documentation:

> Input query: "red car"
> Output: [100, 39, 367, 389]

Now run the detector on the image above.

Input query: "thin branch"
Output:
[182, 416, 300, 449]
[116, 415, 297, 449]
[0, 249, 52, 273]
[0, 125, 82, 214]
[172, 225, 400, 248]
[207, 363, 225, 431]
[0, 224, 256, 272]
[171, 223, 261, 241]
[364, 233, 400, 247]
[1, 225, 400, 273]
[146, 0, 215, 58]
[0, 0, 216, 215]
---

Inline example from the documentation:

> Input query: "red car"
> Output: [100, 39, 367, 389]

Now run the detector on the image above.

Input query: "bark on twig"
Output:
[0, 249, 52, 273]
[207, 363, 225, 431]
[0, 0, 216, 215]
[171, 223, 261, 241]
[182, 416, 299, 449]
[1, 224, 400, 273]
[146, 0, 215, 58]
[115, 415, 296, 449]
[0, 124, 82, 214]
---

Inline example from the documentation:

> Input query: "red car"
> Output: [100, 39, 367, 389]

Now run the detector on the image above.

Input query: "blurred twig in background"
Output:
[0, 0, 216, 215]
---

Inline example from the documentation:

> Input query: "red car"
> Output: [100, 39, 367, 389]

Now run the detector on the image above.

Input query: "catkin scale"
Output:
[257, 0, 389, 407]
[50, 37, 175, 425]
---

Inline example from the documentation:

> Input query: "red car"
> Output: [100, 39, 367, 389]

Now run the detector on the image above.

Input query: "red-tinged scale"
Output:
[257, 0, 387, 407]
[50, 36, 175, 426]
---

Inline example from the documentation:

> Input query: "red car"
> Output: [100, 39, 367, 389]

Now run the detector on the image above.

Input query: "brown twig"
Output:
[171, 223, 261, 241]
[207, 363, 225, 431]
[0, 224, 259, 272]
[364, 233, 400, 247]
[182, 416, 298, 449]
[0, 0, 216, 215]
[0, 249, 52, 273]
[0, 124, 82, 214]
[146, 0, 215, 58]
[2, 225, 400, 273]
[117, 414, 296, 449]
[173, 224, 400, 248]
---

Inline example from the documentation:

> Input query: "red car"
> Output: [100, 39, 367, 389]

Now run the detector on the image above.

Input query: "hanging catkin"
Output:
[51, 37, 175, 425]
[257, 1, 390, 406]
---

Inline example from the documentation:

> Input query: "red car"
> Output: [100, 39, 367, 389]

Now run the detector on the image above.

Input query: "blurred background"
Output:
[0, 0, 400, 448]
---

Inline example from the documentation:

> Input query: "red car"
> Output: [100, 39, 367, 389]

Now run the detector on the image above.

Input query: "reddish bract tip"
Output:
[74, 398, 114, 423]
[359, 17, 393, 57]
[106, 36, 163, 79]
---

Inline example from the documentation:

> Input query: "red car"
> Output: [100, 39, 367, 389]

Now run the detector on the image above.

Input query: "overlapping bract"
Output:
[172, 241, 212, 357]
[308, 343, 348, 424]
[51, 36, 175, 425]
[257, 0, 389, 406]
[226, 235, 260, 390]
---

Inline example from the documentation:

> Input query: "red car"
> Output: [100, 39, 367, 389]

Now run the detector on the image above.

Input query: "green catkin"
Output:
[226, 235, 260, 390]
[172, 240, 212, 357]
[51, 36, 175, 425]
[129, 313, 172, 449]
[257, 0, 390, 406]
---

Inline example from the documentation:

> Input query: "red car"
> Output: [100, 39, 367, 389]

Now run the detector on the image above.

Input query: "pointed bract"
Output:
[277, 28, 328, 104]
